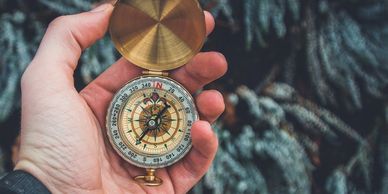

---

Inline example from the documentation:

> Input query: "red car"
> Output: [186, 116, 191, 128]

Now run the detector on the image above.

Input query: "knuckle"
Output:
[196, 52, 228, 80]
[48, 15, 72, 30]
[93, 25, 106, 38]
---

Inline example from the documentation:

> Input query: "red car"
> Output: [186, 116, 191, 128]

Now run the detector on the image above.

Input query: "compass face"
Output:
[107, 76, 198, 168]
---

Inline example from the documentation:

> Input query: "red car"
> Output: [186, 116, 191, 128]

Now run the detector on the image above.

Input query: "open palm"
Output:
[15, 4, 227, 194]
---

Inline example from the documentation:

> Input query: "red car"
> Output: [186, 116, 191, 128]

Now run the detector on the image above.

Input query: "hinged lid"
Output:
[109, 0, 206, 71]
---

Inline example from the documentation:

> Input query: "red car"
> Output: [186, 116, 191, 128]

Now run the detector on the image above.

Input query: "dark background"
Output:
[1, 0, 388, 193]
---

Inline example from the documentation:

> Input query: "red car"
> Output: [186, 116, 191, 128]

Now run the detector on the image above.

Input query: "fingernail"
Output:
[90, 3, 110, 13]
[197, 120, 211, 129]
[217, 52, 226, 61]
[215, 91, 224, 99]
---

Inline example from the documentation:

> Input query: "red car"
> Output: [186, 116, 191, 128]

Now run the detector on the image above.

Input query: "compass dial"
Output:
[107, 76, 198, 168]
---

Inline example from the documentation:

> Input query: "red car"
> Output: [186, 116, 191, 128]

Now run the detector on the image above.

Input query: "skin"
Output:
[15, 3, 227, 194]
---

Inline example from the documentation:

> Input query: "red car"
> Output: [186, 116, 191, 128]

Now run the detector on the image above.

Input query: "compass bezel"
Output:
[106, 76, 198, 169]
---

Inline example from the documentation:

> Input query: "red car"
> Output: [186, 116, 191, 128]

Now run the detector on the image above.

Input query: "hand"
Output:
[15, 3, 227, 194]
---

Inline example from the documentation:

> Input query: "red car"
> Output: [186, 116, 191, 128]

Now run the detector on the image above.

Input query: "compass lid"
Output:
[109, 0, 206, 71]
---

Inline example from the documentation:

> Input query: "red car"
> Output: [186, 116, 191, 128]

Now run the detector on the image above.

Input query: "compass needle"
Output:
[140, 106, 152, 115]
[153, 129, 157, 142]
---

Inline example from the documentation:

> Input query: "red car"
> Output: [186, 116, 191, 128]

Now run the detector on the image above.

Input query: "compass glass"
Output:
[120, 88, 185, 155]
[107, 76, 198, 168]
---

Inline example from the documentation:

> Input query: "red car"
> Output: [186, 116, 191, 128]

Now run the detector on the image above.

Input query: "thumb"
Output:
[22, 3, 114, 91]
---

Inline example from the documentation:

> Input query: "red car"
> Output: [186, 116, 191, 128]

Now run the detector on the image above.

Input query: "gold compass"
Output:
[106, 0, 205, 186]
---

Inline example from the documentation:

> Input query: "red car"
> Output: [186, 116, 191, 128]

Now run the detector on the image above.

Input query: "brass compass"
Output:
[106, 0, 206, 186]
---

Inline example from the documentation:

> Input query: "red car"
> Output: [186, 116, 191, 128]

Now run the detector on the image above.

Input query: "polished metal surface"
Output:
[110, 0, 206, 71]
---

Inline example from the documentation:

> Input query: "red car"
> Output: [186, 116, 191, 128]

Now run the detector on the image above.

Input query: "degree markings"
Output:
[108, 76, 197, 168]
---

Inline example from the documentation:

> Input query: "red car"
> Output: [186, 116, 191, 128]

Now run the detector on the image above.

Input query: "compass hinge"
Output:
[143, 70, 169, 77]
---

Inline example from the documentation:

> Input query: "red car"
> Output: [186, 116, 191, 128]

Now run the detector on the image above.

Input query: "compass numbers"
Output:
[107, 76, 198, 169]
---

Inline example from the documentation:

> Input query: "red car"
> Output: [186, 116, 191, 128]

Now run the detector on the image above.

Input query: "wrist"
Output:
[15, 160, 103, 194]
[15, 159, 77, 194]
[0, 170, 51, 194]
[14, 160, 54, 193]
